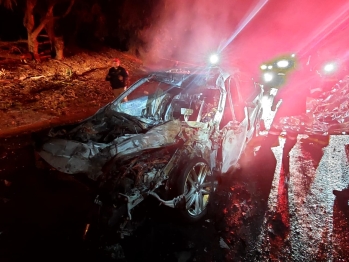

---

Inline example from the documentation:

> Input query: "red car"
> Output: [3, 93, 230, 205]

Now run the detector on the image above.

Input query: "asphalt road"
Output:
[254, 135, 349, 261]
[0, 131, 348, 261]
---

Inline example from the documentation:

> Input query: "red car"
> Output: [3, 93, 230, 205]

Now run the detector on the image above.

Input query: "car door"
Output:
[220, 76, 249, 173]
[244, 82, 264, 140]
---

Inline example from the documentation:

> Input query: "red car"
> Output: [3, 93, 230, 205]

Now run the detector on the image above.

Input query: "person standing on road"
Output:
[105, 58, 129, 98]
[261, 61, 315, 184]
[263, 72, 329, 185]
[266, 82, 311, 173]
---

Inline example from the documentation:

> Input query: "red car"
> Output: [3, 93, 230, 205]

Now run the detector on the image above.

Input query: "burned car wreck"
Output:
[35, 66, 264, 238]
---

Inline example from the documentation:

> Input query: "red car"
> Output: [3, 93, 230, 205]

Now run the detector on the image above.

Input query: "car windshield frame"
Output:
[105, 68, 231, 124]
[106, 74, 183, 122]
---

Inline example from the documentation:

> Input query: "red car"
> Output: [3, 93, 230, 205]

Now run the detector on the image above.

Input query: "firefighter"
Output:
[263, 70, 330, 186]
[105, 58, 130, 98]
[268, 81, 311, 176]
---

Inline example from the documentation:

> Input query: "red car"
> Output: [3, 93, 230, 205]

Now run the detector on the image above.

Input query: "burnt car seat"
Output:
[171, 99, 191, 121]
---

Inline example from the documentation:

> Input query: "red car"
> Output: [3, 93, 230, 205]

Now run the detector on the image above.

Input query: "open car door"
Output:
[220, 76, 249, 173]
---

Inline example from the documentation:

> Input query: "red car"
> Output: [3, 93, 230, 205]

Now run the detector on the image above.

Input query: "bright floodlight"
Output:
[260, 64, 267, 70]
[324, 63, 335, 73]
[209, 54, 219, 65]
[277, 59, 289, 68]
[263, 72, 274, 82]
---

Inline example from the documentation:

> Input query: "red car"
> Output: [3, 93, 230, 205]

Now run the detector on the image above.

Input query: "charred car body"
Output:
[35, 66, 264, 238]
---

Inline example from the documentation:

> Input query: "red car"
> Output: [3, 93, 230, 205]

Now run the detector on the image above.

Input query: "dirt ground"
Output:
[0, 42, 146, 136]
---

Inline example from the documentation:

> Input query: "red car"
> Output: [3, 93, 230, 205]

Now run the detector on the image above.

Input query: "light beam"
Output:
[218, 0, 269, 53]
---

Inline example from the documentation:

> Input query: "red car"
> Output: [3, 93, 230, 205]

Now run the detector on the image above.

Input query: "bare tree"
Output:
[42, 0, 75, 60]
[0, 0, 16, 9]
[24, 0, 75, 61]
[1, 0, 74, 61]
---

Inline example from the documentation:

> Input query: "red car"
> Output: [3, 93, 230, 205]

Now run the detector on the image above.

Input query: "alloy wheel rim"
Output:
[183, 162, 212, 217]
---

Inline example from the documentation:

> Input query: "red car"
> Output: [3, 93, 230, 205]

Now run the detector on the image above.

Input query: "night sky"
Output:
[0, 6, 26, 41]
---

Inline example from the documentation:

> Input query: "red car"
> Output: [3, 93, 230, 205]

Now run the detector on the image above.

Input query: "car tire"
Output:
[173, 157, 216, 223]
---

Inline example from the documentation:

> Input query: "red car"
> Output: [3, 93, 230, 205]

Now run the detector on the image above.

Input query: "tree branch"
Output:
[62, 0, 75, 18]
[0, 0, 17, 10]
[53, 0, 75, 21]
[31, 5, 54, 39]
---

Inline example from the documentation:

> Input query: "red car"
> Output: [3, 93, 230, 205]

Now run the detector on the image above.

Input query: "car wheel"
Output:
[174, 157, 216, 222]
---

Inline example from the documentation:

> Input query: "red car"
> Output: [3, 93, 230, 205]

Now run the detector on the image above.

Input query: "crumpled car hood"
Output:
[274, 75, 349, 135]
[38, 120, 182, 180]
[47, 109, 155, 144]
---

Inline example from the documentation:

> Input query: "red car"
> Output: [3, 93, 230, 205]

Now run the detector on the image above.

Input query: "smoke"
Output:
[142, 0, 349, 77]
[142, 0, 260, 68]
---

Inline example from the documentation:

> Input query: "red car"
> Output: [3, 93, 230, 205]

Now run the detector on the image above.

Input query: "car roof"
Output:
[151, 66, 231, 88]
